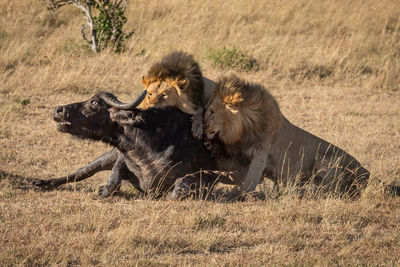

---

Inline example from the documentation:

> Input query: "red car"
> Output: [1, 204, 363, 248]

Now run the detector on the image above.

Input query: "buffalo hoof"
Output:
[32, 179, 57, 190]
[224, 187, 246, 201]
[98, 185, 111, 198]
[98, 185, 121, 198]
[169, 180, 191, 200]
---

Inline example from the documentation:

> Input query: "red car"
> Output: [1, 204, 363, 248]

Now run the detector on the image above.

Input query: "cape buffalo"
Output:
[34, 92, 232, 199]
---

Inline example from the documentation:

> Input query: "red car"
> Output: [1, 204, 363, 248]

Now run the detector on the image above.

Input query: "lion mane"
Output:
[206, 74, 282, 159]
[141, 51, 205, 113]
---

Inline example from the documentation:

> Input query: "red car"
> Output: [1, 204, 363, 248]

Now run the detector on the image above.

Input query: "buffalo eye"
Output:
[209, 109, 215, 117]
[90, 100, 98, 107]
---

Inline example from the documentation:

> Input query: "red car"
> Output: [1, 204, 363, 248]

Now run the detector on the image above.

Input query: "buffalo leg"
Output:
[33, 148, 119, 190]
[169, 176, 211, 200]
[98, 153, 143, 197]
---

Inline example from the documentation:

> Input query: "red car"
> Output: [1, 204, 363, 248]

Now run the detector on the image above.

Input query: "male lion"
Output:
[140, 51, 213, 139]
[204, 74, 371, 196]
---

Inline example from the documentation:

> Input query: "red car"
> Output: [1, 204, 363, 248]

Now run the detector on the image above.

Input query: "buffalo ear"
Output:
[110, 109, 139, 125]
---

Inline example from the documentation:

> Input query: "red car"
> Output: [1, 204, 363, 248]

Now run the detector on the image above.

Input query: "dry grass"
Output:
[1, 0, 400, 265]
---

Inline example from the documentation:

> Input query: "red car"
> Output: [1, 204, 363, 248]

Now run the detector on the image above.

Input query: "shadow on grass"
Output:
[0, 170, 96, 193]
[0, 169, 276, 202]
[8, 170, 391, 202]
[0, 170, 38, 191]
[0, 169, 145, 201]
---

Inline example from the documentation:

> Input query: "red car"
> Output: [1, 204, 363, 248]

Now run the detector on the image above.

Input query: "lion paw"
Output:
[210, 142, 223, 158]
[191, 111, 204, 140]
[191, 122, 203, 140]
[203, 139, 222, 158]
[204, 139, 213, 151]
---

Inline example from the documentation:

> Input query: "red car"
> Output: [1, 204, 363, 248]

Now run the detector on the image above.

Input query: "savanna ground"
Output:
[1, 0, 400, 265]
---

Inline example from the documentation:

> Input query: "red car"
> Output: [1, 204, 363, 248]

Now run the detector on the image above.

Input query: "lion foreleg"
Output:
[191, 108, 204, 140]
[240, 149, 267, 193]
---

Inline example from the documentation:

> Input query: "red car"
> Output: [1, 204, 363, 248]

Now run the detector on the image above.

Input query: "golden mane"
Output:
[142, 51, 204, 107]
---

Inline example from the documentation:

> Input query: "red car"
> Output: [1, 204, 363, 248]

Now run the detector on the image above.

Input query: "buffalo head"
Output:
[53, 91, 147, 140]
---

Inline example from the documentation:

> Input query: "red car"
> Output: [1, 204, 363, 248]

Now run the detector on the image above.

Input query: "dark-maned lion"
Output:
[140, 51, 207, 139]
[204, 74, 371, 196]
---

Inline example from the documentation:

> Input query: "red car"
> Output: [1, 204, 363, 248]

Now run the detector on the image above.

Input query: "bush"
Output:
[206, 47, 258, 71]
[43, 0, 134, 53]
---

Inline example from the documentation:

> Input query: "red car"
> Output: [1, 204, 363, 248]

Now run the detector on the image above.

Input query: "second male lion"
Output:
[204, 74, 371, 196]
[140, 51, 209, 139]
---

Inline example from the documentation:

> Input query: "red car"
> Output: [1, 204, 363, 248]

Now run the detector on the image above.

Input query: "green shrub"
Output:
[43, 0, 134, 53]
[92, 0, 134, 53]
[206, 47, 258, 71]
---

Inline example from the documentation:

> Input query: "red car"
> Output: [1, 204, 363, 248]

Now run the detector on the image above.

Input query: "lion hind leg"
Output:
[312, 156, 369, 197]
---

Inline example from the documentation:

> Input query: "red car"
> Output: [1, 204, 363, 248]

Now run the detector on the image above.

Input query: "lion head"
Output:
[204, 74, 282, 150]
[140, 51, 204, 115]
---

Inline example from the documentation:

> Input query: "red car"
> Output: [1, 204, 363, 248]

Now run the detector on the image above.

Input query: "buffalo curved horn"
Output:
[99, 90, 147, 110]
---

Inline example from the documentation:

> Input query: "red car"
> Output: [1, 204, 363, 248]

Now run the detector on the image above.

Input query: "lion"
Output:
[140, 51, 214, 139]
[204, 74, 371, 196]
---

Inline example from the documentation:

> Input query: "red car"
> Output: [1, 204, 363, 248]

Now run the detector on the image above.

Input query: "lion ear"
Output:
[223, 92, 243, 106]
[175, 78, 189, 91]
[141, 76, 151, 88]
[225, 104, 239, 114]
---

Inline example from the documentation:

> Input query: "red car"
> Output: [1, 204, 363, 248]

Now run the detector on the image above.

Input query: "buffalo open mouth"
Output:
[53, 111, 72, 132]
[55, 121, 71, 132]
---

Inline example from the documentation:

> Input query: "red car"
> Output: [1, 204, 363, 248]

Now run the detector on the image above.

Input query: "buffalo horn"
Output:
[99, 90, 147, 110]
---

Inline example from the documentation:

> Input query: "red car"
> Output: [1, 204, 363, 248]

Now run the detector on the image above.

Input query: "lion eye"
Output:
[147, 92, 152, 97]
